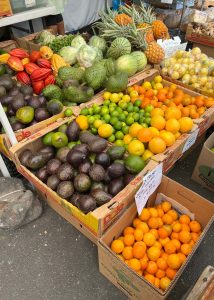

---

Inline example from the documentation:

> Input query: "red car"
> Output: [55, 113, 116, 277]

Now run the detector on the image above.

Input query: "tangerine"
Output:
[162, 214, 173, 225]
[144, 274, 155, 284]
[165, 107, 181, 120]
[149, 137, 166, 154]
[149, 207, 158, 218]
[148, 217, 159, 229]
[179, 117, 193, 133]
[140, 208, 151, 221]
[137, 222, 149, 233]
[147, 246, 161, 261]
[111, 239, 124, 254]
[146, 261, 158, 275]
[133, 218, 142, 228]
[133, 244, 146, 259]
[167, 254, 181, 270]
[179, 231, 191, 244]
[177, 252, 186, 263]
[166, 268, 177, 280]
[171, 239, 181, 251]
[123, 226, 135, 236]
[137, 128, 153, 143]
[151, 116, 166, 130]
[165, 119, 180, 133]
[157, 257, 168, 270]
[154, 277, 160, 288]
[158, 227, 169, 239]
[172, 222, 182, 233]
[162, 201, 172, 212]
[124, 234, 135, 246]
[134, 229, 144, 242]
[129, 258, 141, 271]
[180, 243, 192, 256]
[156, 269, 166, 279]
[167, 210, 178, 221]
[164, 241, 177, 254]
[160, 277, 171, 291]
[143, 232, 156, 246]
[151, 108, 164, 117]
[179, 215, 191, 224]
[122, 246, 133, 260]
[189, 221, 201, 233]
[150, 229, 159, 239]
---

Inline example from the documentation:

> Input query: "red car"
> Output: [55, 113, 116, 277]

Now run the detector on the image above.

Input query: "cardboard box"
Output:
[98, 176, 214, 299]
[192, 132, 214, 192]
[185, 23, 214, 48]
[10, 117, 159, 240]
[192, 42, 214, 59]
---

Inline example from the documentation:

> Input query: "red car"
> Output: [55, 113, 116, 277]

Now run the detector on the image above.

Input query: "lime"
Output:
[119, 101, 128, 110]
[94, 119, 103, 129]
[103, 114, 111, 123]
[108, 134, 116, 142]
[88, 107, 94, 115]
[119, 113, 126, 122]
[64, 108, 73, 117]
[133, 113, 140, 121]
[93, 105, 101, 114]
[101, 106, 109, 115]
[93, 115, 100, 120]
[145, 112, 151, 118]
[140, 109, 145, 114]
[127, 104, 134, 112]
[109, 106, 115, 114]
[80, 108, 89, 115]
[88, 116, 95, 124]
[58, 124, 68, 134]
[133, 106, 139, 112]
[115, 131, 124, 140]
[126, 116, 134, 125]
[110, 117, 118, 126]
[114, 140, 124, 147]
[51, 132, 68, 148]
[111, 111, 119, 117]
[118, 92, 124, 98]
[145, 105, 154, 113]
[145, 117, 151, 125]
[42, 132, 54, 146]
[116, 107, 123, 114]
[68, 141, 77, 149]
[103, 100, 111, 106]
[139, 117, 145, 124]
[91, 127, 98, 134]
[109, 102, 117, 107]
[114, 121, 122, 130]
[141, 123, 148, 128]
[124, 111, 128, 116]
[122, 125, 129, 134]
[134, 99, 142, 107]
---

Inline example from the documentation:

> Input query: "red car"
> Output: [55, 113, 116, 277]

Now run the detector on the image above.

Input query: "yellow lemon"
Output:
[123, 134, 133, 145]
[75, 115, 89, 130]
[129, 123, 142, 137]
[154, 75, 163, 83]
[142, 149, 153, 161]
[98, 124, 113, 138]
[103, 91, 112, 100]
[93, 119, 104, 129]
[110, 93, 120, 103]
[159, 131, 175, 147]
[128, 140, 145, 156]
[149, 127, 160, 137]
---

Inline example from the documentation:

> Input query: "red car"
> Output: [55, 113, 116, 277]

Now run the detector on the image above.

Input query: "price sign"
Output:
[25, 0, 36, 8]
[135, 163, 163, 215]
[182, 128, 199, 154]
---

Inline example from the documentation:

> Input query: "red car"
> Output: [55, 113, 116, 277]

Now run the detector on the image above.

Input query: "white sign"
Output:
[182, 128, 199, 154]
[135, 163, 163, 215]
[157, 36, 187, 58]
[25, 0, 36, 8]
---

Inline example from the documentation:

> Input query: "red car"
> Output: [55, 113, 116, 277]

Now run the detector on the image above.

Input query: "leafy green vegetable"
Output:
[48, 34, 74, 53]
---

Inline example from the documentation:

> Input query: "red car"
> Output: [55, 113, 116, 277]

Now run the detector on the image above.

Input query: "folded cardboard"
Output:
[98, 176, 214, 299]
[192, 132, 214, 192]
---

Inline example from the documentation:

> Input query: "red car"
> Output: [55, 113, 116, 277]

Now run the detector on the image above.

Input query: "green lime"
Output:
[80, 108, 89, 115]
[139, 117, 145, 124]
[114, 121, 122, 130]
[122, 125, 129, 134]
[116, 107, 123, 114]
[111, 110, 119, 117]
[127, 104, 134, 113]
[114, 140, 124, 147]
[126, 116, 134, 125]
[42, 132, 54, 146]
[145, 105, 154, 113]
[134, 99, 142, 107]
[88, 107, 94, 115]
[119, 113, 126, 122]
[94, 115, 100, 120]
[141, 123, 148, 128]
[51, 132, 68, 148]
[140, 109, 145, 114]
[103, 100, 111, 106]
[64, 108, 73, 117]
[58, 124, 68, 134]
[101, 106, 109, 115]
[109, 102, 117, 107]
[110, 117, 118, 126]
[68, 141, 77, 149]
[145, 117, 151, 125]
[133, 113, 140, 121]
[115, 131, 124, 140]
[119, 101, 128, 110]
[145, 112, 151, 118]
[133, 106, 139, 112]
[124, 111, 128, 116]
[93, 105, 101, 114]
[93, 119, 103, 129]
[108, 134, 116, 142]
[109, 106, 115, 113]
[103, 114, 111, 123]
[88, 116, 95, 124]
[91, 127, 98, 134]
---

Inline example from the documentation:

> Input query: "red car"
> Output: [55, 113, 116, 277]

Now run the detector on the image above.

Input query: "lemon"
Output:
[110, 93, 120, 103]
[127, 87, 134, 94]
[98, 124, 113, 138]
[75, 115, 89, 130]
[130, 91, 138, 98]
[142, 149, 153, 161]
[118, 92, 124, 98]
[154, 83, 163, 90]
[129, 123, 142, 137]
[93, 119, 103, 129]
[128, 140, 145, 156]
[149, 127, 160, 137]
[103, 91, 112, 100]
[122, 95, 131, 102]
[154, 75, 163, 83]
[123, 134, 133, 145]
[143, 81, 152, 90]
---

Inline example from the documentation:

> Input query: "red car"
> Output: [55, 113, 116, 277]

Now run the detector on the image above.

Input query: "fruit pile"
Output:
[79, 75, 213, 158]
[161, 47, 214, 95]
[19, 120, 146, 213]
[110, 201, 202, 291]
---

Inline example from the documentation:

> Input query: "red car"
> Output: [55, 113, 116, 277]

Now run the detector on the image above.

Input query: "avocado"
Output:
[57, 163, 74, 181]
[57, 181, 74, 199]
[11, 93, 25, 111]
[104, 171, 111, 183]
[46, 158, 61, 175]
[19, 149, 32, 166]
[39, 146, 55, 159]
[125, 155, 145, 174]
[107, 146, 126, 161]
[47, 99, 63, 115]
[58, 124, 68, 134]
[7, 106, 15, 116]
[35, 108, 51, 122]
[47, 175, 60, 191]
[124, 173, 136, 185]
[89, 164, 105, 182]
[0, 86, 6, 97]
[20, 85, 33, 95]
[11, 121, 25, 131]
[88, 138, 107, 153]
[56, 147, 70, 162]
[1, 95, 13, 106]
[67, 150, 87, 168]
[91, 182, 106, 191]
[72, 144, 89, 156]
[78, 159, 92, 174]
[38, 95, 47, 107]
[108, 177, 124, 196]
[74, 173, 91, 192]
[69, 193, 81, 206]
[36, 166, 48, 182]
[77, 195, 96, 214]
[95, 153, 110, 167]
[91, 189, 112, 206]
[9, 87, 20, 97]
[0, 76, 13, 90]
[66, 120, 80, 142]
[27, 153, 50, 170]
[79, 131, 97, 144]
[108, 162, 126, 178]
[28, 96, 42, 109]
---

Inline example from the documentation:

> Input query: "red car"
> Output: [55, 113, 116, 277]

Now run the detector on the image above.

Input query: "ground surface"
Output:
[0, 142, 213, 300]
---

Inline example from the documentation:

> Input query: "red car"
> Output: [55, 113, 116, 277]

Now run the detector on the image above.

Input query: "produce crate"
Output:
[10, 117, 159, 241]
[185, 24, 214, 48]
[98, 176, 214, 299]
[0, 40, 21, 52]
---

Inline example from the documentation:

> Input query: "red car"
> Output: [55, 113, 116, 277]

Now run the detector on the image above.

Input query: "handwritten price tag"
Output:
[135, 163, 163, 215]
[182, 128, 199, 154]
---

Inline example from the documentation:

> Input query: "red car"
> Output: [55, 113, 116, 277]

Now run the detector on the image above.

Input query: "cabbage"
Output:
[71, 35, 86, 50]
[89, 36, 107, 53]
[77, 45, 98, 68]
[39, 30, 55, 45]
[59, 46, 78, 65]
[115, 54, 138, 76]
[131, 51, 147, 71]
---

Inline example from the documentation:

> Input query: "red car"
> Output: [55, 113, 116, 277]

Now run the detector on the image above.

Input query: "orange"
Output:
[129, 123, 143, 137]
[117, 254, 125, 262]
[159, 131, 175, 147]
[179, 231, 191, 244]
[133, 218, 142, 228]
[134, 241, 147, 250]
[165, 107, 181, 120]
[149, 137, 166, 154]
[180, 243, 192, 256]
[144, 274, 155, 285]
[181, 107, 190, 117]
[151, 108, 164, 117]
[118, 236, 124, 241]
[161, 252, 168, 261]
[154, 241, 162, 250]
[146, 261, 158, 274]
[167, 254, 181, 270]
[134, 228, 144, 242]
[165, 119, 180, 133]
[167, 210, 178, 221]
[171, 232, 179, 240]
[111, 239, 124, 254]
[164, 241, 177, 254]
[174, 131, 181, 140]
[124, 234, 135, 246]
[137, 222, 149, 233]
[163, 225, 173, 236]
[123, 226, 135, 236]
[156, 269, 166, 279]
[157, 217, 163, 228]
[147, 246, 161, 261]
[179, 215, 190, 224]
[122, 246, 133, 260]
[129, 258, 141, 271]
[158, 227, 169, 239]
[162, 201, 171, 213]
[151, 116, 166, 130]
[150, 229, 159, 239]
[137, 128, 153, 143]
[140, 256, 149, 270]
[177, 252, 186, 263]
[148, 217, 159, 229]
[172, 222, 182, 233]
[157, 257, 168, 270]
[140, 208, 151, 221]
[159, 237, 170, 247]
[157, 208, 164, 218]
[154, 277, 160, 288]
[179, 117, 193, 133]
[143, 232, 156, 246]
[181, 224, 190, 232]
[191, 232, 200, 243]
[149, 127, 160, 137]
[133, 243, 146, 259]
[171, 239, 181, 251]
[149, 207, 158, 218]
[189, 240, 195, 247]
[189, 221, 201, 233]
[160, 277, 171, 291]
[162, 214, 173, 225]
[166, 268, 177, 280]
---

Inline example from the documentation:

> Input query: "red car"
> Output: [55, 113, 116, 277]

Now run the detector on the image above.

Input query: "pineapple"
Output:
[115, 13, 132, 26]
[152, 20, 169, 39]
[138, 23, 154, 44]
[145, 41, 165, 64]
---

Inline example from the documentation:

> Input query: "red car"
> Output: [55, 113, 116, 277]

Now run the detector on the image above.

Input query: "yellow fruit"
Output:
[123, 134, 133, 145]
[154, 83, 163, 90]
[142, 149, 153, 161]
[147, 246, 161, 261]
[122, 95, 131, 102]
[143, 81, 152, 90]
[118, 92, 124, 98]
[110, 93, 120, 103]
[75, 115, 89, 130]
[179, 117, 193, 133]
[165, 119, 180, 133]
[160, 276, 171, 291]
[165, 107, 181, 120]
[145, 41, 165, 64]
[149, 127, 160, 137]
[93, 119, 103, 129]
[129, 123, 142, 137]
[152, 20, 169, 39]
[98, 124, 113, 138]
[159, 131, 175, 147]
[151, 108, 164, 117]
[151, 116, 166, 130]
[130, 91, 139, 98]
[103, 91, 111, 100]
[154, 75, 163, 83]
[128, 140, 145, 156]
[149, 137, 166, 154]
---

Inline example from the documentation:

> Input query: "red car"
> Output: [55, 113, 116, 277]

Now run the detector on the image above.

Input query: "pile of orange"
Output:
[110, 201, 202, 292]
